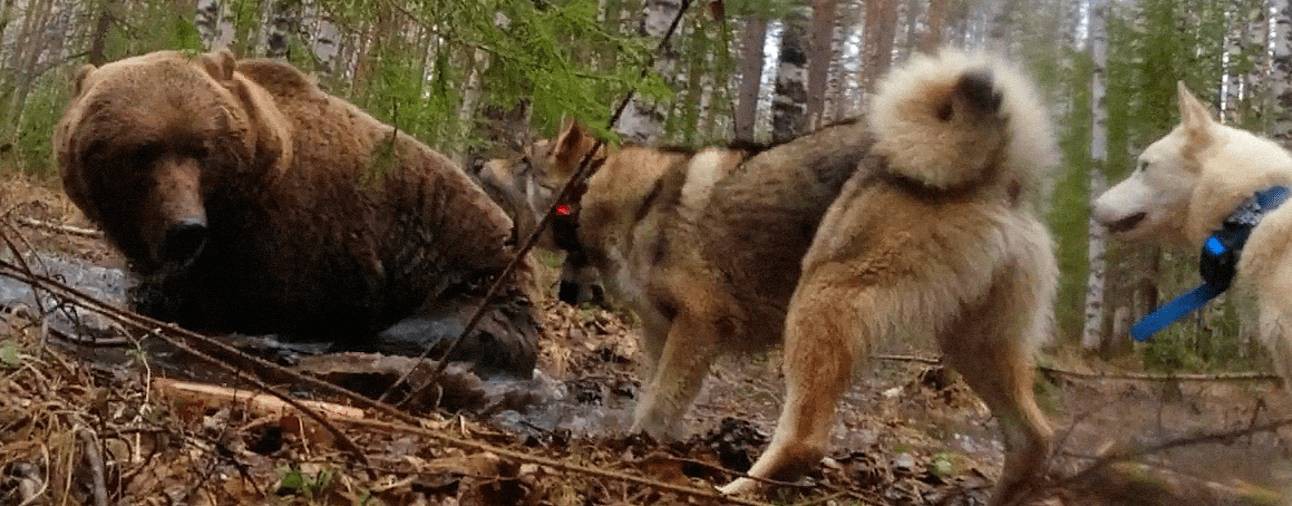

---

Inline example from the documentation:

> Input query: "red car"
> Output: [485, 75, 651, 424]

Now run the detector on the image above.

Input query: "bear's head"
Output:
[54, 49, 293, 277]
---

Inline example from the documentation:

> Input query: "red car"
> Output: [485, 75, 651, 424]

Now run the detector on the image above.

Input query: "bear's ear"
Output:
[200, 49, 237, 82]
[226, 75, 294, 177]
[73, 64, 96, 96]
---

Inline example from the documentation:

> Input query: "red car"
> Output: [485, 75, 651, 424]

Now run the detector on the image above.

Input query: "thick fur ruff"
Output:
[869, 48, 1057, 199]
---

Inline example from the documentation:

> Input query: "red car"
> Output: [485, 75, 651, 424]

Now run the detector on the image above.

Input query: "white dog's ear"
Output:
[1177, 81, 1215, 142]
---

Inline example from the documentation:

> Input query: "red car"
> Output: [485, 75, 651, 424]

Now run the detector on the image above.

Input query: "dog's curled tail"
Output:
[869, 48, 1058, 198]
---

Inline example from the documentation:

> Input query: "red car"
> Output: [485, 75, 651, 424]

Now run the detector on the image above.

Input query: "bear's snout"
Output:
[161, 219, 208, 265]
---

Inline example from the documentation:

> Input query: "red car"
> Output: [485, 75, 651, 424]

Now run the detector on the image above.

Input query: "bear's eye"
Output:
[1138, 161, 1150, 173]
[129, 143, 162, 166]
[81, 140, 108, 163]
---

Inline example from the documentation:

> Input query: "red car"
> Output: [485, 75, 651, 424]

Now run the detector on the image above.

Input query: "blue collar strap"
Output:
[1130, 185, 1289, 342]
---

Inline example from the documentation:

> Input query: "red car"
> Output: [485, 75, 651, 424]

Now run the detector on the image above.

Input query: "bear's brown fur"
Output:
[54, 50, 537, 376]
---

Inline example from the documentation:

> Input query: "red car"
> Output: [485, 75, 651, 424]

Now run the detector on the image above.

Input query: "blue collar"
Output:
[1131, 185, 1289, 342]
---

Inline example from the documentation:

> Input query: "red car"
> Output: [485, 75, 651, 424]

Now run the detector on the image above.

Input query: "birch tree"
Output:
[806, 0, 837, 130]
[772, 6, 808, 143]
[263, 0, 300, 60]
[196, 0, 222, 50]
[1272, 0, 1292, 143]
[618, 0, 684, 144]
[1083, 0, 1109, 351]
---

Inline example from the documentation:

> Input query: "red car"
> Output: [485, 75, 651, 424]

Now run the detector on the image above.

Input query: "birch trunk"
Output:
[1272, 0, 1292, 143]
[617, 0, 684, 144]
[263, 0, 300, 60]
[734, 15, 767, 142]
[196, 0, 221, 50]
[806, 0, 837, 130]
[1083, 0, 1109, 351]
[772, 6, 809, 143]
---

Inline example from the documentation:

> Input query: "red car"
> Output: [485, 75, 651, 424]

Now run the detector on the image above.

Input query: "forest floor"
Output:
[2, 173, 1292, 505]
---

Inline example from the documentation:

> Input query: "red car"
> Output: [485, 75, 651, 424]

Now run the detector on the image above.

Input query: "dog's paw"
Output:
[717, 478, 758, 496]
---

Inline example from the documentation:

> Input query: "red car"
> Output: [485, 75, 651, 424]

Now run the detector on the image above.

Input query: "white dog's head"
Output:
[1093, 82, 1212, 245]
[1093, 82, 1292, 247]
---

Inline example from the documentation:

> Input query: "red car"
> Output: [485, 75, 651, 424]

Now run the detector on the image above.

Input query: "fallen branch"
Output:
[78, 429, 109, 506]
[1039, 365, 1280, 382]
[1061, 461, 1284, 506]
[14, 217, 101, 238]
[153, 378, 367, 420]
[872, 354, 1281, 382]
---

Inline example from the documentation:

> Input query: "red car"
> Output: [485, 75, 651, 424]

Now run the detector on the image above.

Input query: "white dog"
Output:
[1094, 82, 1292, 385]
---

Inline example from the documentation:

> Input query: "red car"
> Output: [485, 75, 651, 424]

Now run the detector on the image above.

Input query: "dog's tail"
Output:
[869, 48, 1057, 200]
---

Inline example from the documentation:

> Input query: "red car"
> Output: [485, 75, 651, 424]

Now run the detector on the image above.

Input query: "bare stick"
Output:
[14, 217, 102, 238]
[78, 429, 109, 506]
[873, 353, 1280, 382]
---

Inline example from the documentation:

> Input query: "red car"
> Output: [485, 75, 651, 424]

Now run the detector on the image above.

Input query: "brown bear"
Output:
[53, 49, 538, 377]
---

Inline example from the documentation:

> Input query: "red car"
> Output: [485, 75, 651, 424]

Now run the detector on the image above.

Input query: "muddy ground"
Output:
[2, 174, 1291, 505]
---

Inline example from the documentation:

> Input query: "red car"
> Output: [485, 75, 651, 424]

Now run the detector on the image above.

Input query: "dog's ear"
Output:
[1177, 82, 1215, 143]
[552, 118, 590, 175]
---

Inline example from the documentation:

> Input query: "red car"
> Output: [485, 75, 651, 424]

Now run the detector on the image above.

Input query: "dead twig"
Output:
[873, 353, 1280, 382]
[77, 429, 109, 506]
[14, 217, 102, 238]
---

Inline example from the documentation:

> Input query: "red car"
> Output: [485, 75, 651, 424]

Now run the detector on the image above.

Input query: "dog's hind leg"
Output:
[630, 312, 722, 439]
[720, 276, 866, 496]
[938, 268, 1053, 506]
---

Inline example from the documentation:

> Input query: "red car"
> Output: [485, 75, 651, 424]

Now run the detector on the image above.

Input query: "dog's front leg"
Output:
[630, 313, 721, 439]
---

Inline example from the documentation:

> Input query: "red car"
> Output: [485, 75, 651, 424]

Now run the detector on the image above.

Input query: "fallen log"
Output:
[1060, 462, 1287, 506]
[152, 378, 366, 420]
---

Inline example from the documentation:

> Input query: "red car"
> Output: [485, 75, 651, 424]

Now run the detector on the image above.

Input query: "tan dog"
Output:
[1094, 83, 1292, 388]
[721, 49, 1059, 505]
[505, 118, 874, 436]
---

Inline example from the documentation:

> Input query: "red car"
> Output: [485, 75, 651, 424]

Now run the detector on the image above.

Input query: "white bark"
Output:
[261, 0, 299, 60]
[300, 0, 339, 74]
[617, 0, 683, 144]
[455, 13, 511, 167]
[1223, 5, 1244, 123]
[1083, 0, 1109, 351]
[1246, 0, 1270, 127]
[196, 0, 221, 49]
[1272, 0, 1292, 143]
